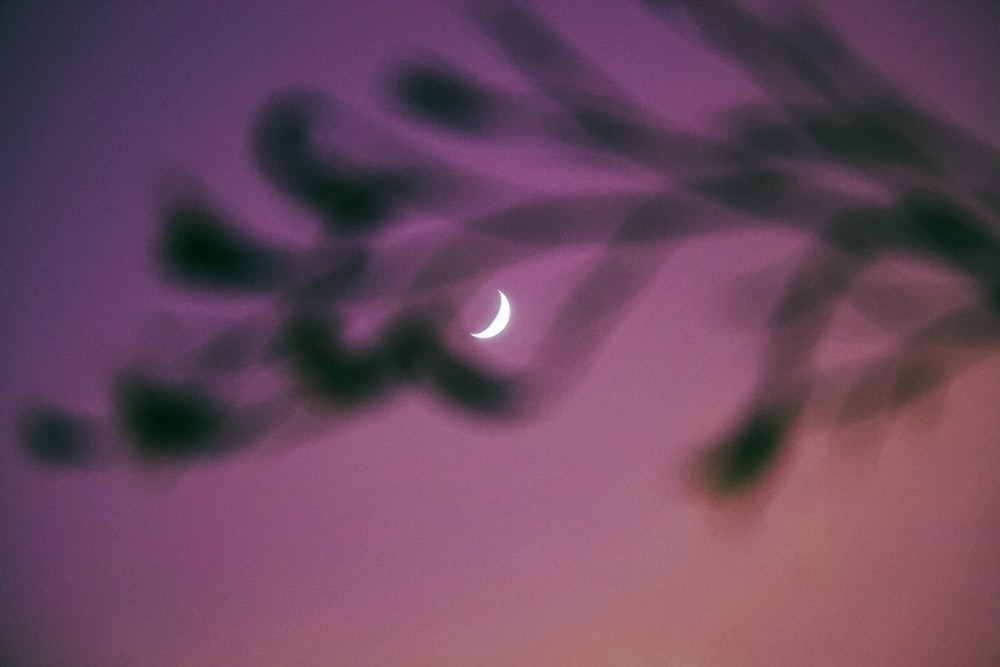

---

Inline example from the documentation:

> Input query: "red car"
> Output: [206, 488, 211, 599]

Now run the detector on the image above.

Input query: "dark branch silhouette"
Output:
[19, 0, 1000, 499]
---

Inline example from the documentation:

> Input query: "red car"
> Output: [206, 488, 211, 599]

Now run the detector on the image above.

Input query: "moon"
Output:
[471, 290, 511, 339]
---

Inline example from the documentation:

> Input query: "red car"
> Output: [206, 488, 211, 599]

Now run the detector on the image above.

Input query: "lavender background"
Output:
[2, 1, 1000, 665]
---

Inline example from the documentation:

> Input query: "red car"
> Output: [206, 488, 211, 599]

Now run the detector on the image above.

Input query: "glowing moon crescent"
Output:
[471, 290, 511, 339]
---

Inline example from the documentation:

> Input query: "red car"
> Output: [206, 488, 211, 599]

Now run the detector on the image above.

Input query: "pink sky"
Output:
[2, 1, 999, 664]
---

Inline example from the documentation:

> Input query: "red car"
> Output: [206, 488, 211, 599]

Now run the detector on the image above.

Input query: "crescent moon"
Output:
[471, 290, 511, 339]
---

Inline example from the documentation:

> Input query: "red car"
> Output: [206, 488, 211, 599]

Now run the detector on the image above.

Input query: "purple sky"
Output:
[2, 1, 1000, 665]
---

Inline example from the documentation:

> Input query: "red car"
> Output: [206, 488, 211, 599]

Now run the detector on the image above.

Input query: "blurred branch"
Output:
[19, 1, 999, 501]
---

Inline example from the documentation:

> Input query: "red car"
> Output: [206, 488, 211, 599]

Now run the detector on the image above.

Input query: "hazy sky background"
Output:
[2, 1, 999, 665]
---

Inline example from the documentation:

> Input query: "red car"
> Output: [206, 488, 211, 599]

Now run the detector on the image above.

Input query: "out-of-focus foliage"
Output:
[21, 0, 1000, 498]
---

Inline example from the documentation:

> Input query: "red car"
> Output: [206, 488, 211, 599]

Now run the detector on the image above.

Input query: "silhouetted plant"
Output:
[20, 0, 999, 498]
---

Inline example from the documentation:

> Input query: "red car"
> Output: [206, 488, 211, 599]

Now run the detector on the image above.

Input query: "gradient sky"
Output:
[2, 1, 1000, 665]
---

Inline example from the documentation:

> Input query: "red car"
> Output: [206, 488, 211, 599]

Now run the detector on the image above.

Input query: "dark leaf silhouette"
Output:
[21, 406, 97, 466]
[393, 64, 494, 134]
[253, 91, 423, 233]
[690, 167, 794, 214]
[900, 189, 1000, 268]
[702, 406, 794, 495]
[799, 105, 936, 169]
[114, 373, 229, 460]
[159, 199, 289, 292]
[276, 312, 388, 404]
[384, 319, 516, 415]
